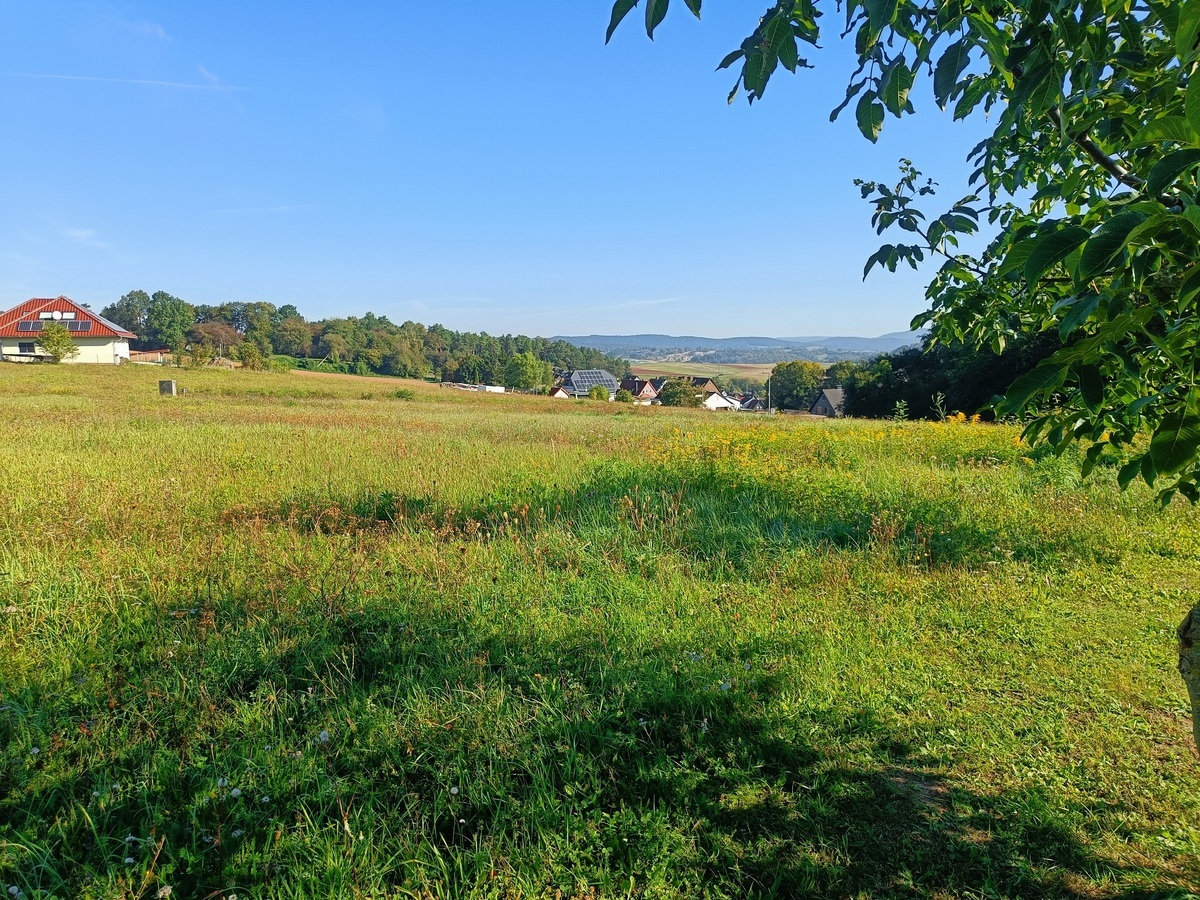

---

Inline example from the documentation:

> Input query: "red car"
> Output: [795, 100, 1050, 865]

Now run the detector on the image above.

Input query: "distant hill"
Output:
[553, 330, 925, 364]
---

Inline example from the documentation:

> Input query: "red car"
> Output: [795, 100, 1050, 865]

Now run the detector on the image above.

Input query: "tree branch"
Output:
[1048, 107, 1143, 188]
[1049, 107, 1179, 207]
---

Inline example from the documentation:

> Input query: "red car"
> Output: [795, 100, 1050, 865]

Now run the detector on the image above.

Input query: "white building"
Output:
[703, 391, 741, 411]
[0, 296, 136, 364]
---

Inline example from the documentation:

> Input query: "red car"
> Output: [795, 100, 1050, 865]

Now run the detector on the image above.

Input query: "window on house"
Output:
[18, 342, 35, 354]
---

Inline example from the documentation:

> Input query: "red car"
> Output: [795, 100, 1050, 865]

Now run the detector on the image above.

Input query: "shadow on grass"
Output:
[412, 615, 1183, 899]
[5, 588, 1192, 899]
[242, 459, 1106, 570]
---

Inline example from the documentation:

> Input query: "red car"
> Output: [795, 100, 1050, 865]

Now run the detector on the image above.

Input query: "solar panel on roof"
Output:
[67, 321, 92, 332]
[17, 321, 43, 332]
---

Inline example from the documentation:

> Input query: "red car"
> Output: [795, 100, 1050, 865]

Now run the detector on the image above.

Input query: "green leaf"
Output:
[855, 92, 885, 143]
[682, 0, 701, 17]
[933, 39, 970, 109]
[866, 0, 899, 38]
[777, 34, 799, 72]
[743, 49, 778, 99]
[1131, 117, 1200, 147]
[764, 13, 797, 72]
[1059, 293, 1099, 339]
[1141, 452, 1158, 487]
[606, 0, 639, 44]
[1076, 364, 1104, 410]
[764, 12, 792, 49]
[997, 360, 1067, 414]
[1077, 210, 1150, 281]
[645, 0, 669, 38]
[881, 61, 914, 117]
[1024, 225, 1090, 284]
[1177, 1, 1200, 61]
[830, 78, 868, 122]
[716, 49, 744, 70]
[1146, 149, 1200, 197]
[997, 239, 1035, 277]
[952, 75, 987, 120]
[1117, 457, 1142, 490]
[1188, 76, 1200, 141]
[1179, 265, 1200, 307]
[1149, 403, 1200, 476]
[1081, 441, 1106, 478]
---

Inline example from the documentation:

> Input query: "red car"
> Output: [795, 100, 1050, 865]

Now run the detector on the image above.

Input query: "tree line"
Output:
[99, 290, 627, 388]
[714, 340, 1058, 419]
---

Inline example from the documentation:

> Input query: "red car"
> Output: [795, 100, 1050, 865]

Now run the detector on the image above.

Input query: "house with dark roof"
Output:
[647, 376, 720, 396]
[556, 369, 621, 399]
[739, 396, 767, 412]
[0, 296, 137, 364]
[619, 375, 659, 402]
[809, 388, 845, 417]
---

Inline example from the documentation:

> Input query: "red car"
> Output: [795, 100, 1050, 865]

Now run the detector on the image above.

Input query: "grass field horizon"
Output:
[1, 364, 1197, 899]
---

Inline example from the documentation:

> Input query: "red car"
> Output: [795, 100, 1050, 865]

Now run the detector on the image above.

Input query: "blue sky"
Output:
[0, 2, 992, 338]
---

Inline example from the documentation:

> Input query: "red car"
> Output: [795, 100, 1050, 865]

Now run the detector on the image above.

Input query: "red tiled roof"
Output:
[0, 296, 137, 340]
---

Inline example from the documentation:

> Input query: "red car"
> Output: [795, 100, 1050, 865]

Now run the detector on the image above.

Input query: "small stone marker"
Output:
[159, 380, 177, 397]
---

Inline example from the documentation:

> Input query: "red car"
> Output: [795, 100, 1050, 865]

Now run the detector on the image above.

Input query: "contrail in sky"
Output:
[4, 72, 244, 90]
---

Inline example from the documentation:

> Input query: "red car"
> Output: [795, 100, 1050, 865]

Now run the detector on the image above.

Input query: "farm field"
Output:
[1, 365, 1198, 899]
[628, 362, 779, 382]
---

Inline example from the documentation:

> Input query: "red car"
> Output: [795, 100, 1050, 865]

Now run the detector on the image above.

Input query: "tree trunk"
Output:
[1180, 606, 1200, 753]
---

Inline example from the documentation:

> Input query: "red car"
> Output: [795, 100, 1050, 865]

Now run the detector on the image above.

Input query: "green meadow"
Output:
[0, 365, 1197, 899]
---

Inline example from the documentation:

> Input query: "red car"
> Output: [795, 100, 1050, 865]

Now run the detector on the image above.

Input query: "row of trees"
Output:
[99, 291, 626, 387]
[710, 346, 1056, 418]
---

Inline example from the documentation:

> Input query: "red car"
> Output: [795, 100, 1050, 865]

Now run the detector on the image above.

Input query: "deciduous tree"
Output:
[769, 359, 824, 410]
[145, 291, 195, 352]
[37, 322, 79, 363]
[100, 290, 150, 344]
[657, 378, 702, 407]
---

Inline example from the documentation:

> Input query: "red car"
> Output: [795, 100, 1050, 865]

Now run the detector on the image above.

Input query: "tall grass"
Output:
[0, 364, 1196, 899]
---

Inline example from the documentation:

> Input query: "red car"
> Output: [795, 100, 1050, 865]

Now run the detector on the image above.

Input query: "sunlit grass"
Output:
[0, 364, 1197, 898]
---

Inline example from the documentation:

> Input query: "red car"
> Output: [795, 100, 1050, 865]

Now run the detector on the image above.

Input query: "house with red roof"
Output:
[0, 296, 137, 364]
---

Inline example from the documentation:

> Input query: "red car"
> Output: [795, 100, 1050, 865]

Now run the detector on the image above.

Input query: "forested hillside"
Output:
[99, 290, 626, 386]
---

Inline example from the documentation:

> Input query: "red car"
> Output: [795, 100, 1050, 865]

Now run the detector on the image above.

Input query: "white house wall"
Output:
[1, 337, 129, 364]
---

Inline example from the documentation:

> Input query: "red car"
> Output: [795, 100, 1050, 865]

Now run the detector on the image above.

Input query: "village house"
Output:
[618, 375, 659, 402]
[647, 376, 719, 397]
[703, 391, 741, 411]
[0, 296, 136, 364]
[554, 369, 621, 399]
[809, 387, 845, 417]
[739, 396, 768, 412]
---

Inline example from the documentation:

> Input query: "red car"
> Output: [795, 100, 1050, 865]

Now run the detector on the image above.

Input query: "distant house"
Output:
[548, 385, 571, 399]
[0, 296, 136, 364]
[703, 391, 740, 411]
[619, 375, 659, 402]
[739, 396, 767, 412]
[809, 388, 845, 417]
[556, 369, 621, 399]
[648, 376, 720, 396]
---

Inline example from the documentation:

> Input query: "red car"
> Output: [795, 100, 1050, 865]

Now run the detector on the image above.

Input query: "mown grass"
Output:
[0, 364, 1197, 899]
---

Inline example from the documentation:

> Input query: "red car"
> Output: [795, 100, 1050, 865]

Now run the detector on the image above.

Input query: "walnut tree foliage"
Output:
[608, 0, 1200, 502]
